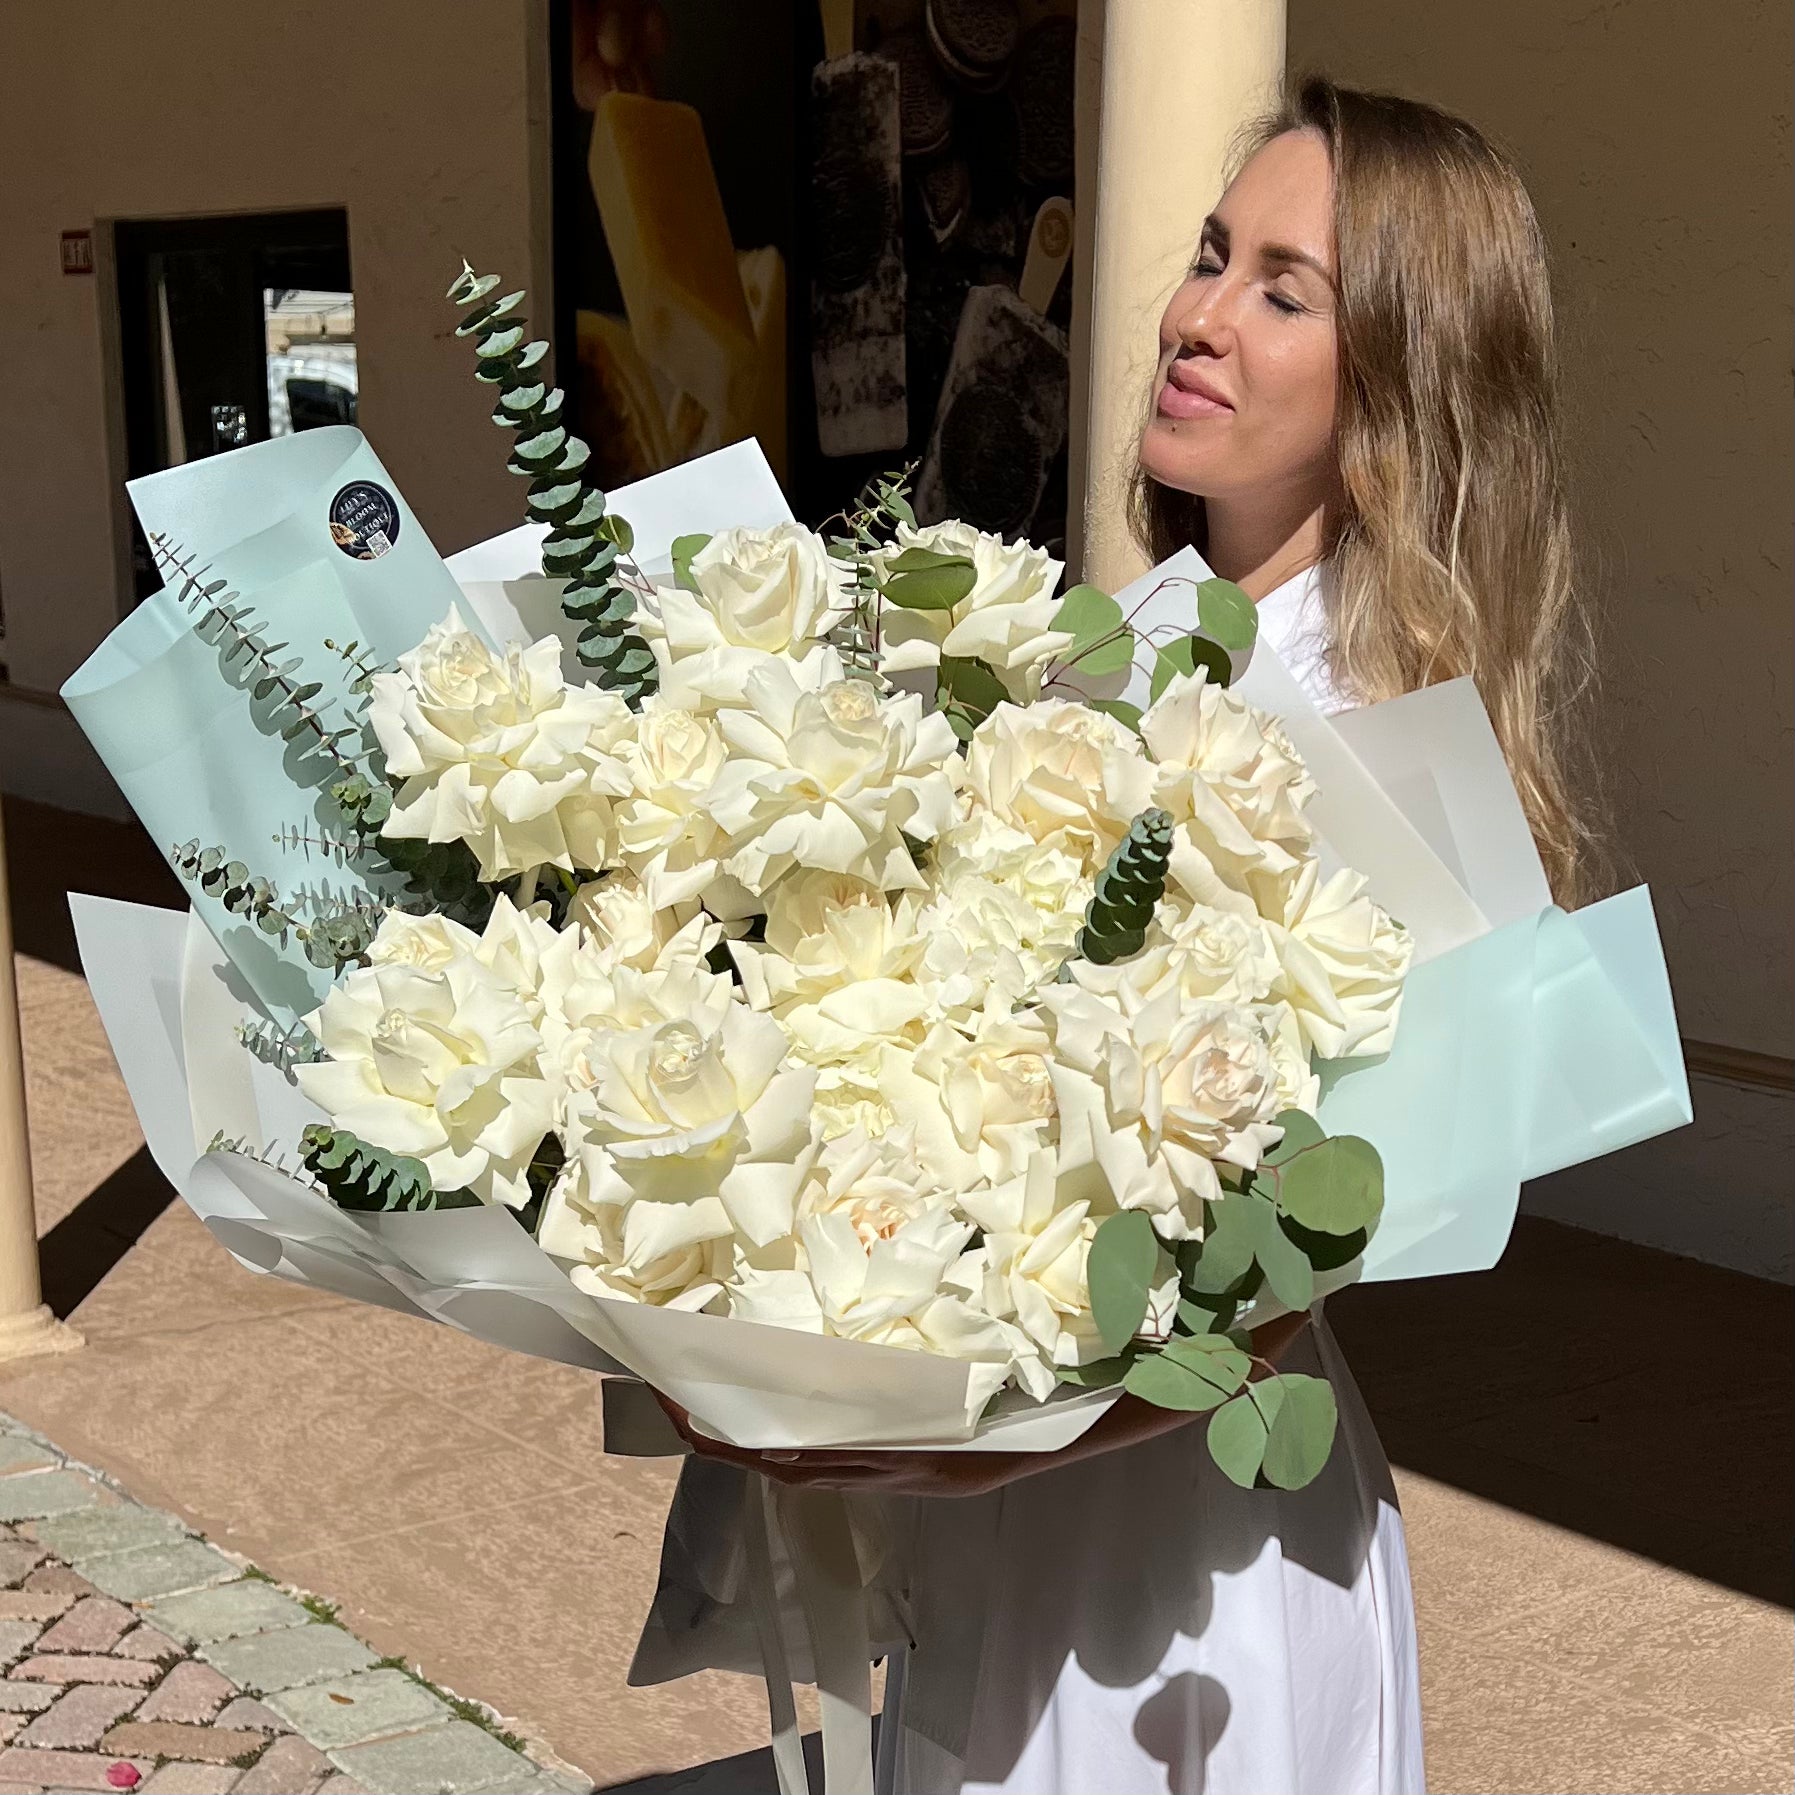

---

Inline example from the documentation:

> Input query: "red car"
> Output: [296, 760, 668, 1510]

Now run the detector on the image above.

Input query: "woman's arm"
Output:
[652, 1309, 1311, 1499]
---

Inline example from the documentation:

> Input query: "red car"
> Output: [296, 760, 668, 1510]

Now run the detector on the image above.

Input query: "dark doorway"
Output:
[113, 207, 355, 604]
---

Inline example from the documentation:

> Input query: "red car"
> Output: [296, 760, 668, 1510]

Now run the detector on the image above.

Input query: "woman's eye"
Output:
[1266, 290, 1304, 316]
[1192, 255, 1223, 277]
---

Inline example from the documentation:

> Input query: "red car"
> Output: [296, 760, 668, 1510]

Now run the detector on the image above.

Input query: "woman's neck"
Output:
[1203, 493, 1330, 601]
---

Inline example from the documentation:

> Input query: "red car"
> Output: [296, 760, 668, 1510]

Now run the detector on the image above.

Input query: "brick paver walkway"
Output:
[0, 1416, 589, 1795]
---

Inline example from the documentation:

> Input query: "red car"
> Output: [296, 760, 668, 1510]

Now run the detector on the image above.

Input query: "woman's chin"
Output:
[1137, 418, 1220, 495]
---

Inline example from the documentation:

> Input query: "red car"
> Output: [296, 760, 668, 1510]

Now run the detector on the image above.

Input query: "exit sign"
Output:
[61, 231, 93, 275]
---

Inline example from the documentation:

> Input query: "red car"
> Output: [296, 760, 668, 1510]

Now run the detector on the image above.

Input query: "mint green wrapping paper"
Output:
[62, 428, 473, 1022]
[1327, 885, 1689, 1281]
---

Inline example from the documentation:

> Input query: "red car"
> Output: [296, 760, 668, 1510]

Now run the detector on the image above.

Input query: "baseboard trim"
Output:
[1683, 1039, 1795, 1094]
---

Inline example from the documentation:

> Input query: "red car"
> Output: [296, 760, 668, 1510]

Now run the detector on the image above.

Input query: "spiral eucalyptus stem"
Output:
[446, 262, 657, 706]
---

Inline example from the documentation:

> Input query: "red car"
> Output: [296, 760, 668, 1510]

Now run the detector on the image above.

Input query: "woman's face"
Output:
[1137, 129, 1340, 508]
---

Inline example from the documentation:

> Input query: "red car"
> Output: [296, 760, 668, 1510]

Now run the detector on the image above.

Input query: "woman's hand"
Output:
[652, 1310, 1311, 1499]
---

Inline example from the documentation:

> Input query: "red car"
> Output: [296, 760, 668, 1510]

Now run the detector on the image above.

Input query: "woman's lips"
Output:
[1156, 378, 1232, 420]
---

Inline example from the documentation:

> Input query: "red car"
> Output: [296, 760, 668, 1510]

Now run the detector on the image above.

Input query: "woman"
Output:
[653, 74, 1596, 1793]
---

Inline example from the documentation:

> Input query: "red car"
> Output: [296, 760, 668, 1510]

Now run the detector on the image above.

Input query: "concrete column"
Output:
[1072, 0, 1286, 592]
[0, 803, 81, 1361]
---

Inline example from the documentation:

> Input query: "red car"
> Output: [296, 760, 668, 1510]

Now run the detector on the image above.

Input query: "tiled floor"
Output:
[4, 794, 1792, 1794]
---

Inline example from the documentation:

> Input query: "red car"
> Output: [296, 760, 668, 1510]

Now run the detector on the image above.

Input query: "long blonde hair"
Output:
[1131, 75, 1601, 907]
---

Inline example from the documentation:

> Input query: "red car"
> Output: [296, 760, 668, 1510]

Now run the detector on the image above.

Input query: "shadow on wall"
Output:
[4, 796, 1791, 1617]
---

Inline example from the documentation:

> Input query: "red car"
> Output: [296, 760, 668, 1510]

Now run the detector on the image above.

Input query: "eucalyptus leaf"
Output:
[1260, 1372, 1339, 1489]
[1052, 585, 1133, 675]
[1087, 698, 1144, 734]
[1055, 1356, 1131, 1390]
[1087, 1210, 1159, 1352]
[1277, 1135, 1385, 1236]
[1264, 1110, 1327, 1167]
[1207, 1381, 1281, 1487]
[1188, 1192, 1257, 1294]
[1123, 1333, 1250, 1411]
[671, 533, 711, 593]
[1196, 577, 1258, 653]
[883, 556, 976, 611]
[1149, 633, 1233, 702]
[1247, 1195, 1315, 1310]
[938, 655, 1008, 725]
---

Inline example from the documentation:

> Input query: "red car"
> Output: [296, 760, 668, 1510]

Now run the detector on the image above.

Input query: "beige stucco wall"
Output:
[0, 0, 551, 805]
[1287, 0, 1793, 1064]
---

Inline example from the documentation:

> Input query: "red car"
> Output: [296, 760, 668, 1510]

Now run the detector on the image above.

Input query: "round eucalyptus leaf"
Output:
[1277, 1135, 1385, 1235]
[1087, 1210, 1159, 1352]
[938, 655, 1008, 723]
[1265, 1110, 1326, 1167]
[1087, 698, 1144, 735]
[884, 561, 977, 611]
[1260, 1373, 1339, 1489]
[1247, 1194, 1315, 1310]
[1052, 585, 1133, 675]
[1207, 1383, 1278, 1488]
[1196, 577, 1258, 652]
[1124, 1333, 1250, 1411]
[1149, 633, 1234, 702]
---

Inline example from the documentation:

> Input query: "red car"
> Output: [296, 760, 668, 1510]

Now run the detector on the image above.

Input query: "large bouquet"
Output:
[65, 270, 1690, 1504]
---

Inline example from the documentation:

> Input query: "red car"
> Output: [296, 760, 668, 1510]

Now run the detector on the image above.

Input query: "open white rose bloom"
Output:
[68, 428, 1691, 1476]
[65, 413, 1692, 1795]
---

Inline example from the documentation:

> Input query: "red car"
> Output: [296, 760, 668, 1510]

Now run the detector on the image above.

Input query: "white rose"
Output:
[777, 984, 933, 1143]
[615, 698, 728, 907]
[638, 523, 850, 708]
[964, 699, 1156, 872]
[1041, 984, 1284, 1239]
[569, 871, 718, 974]
[297, 953, 553, 1209]
[960, 1149, 1180, 1398]
[727, 1204, 1022, 1421]
[708, 654, 960, 897]
[472, 895, 561, 1016]
[546, 958, 819, 1253]
[731, 871, 924, 1012]
[370, 609, 633, 880]
[913, 869, 1073, 1020]
[1272, 864, 1413, 1058]
[1261, 998, 1323, 1117]
[910, 1013, 1058, 1186]
[1070, 901, 1280, 1013]
[796, 1124, 942, 1245]
[873, 521, 1074, 701]
[553, 1178, 735, 1312]
[1141, 668, 1316, 903]
[365, 909, 480, 973]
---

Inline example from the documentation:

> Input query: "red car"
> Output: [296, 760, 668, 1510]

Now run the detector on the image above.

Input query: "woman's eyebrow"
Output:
[1261, 242, 1335, 285]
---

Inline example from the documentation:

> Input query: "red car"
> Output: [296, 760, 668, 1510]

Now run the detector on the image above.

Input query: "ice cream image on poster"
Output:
[917, 194, 1072, 531]
[328, 480, 401, 559]
[809, 0, 907, 457]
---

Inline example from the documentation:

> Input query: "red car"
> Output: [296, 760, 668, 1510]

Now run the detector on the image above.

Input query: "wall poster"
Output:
[551, 0, 1078, 550]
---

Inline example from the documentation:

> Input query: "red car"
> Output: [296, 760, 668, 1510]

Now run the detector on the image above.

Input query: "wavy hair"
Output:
[1131, 75, 1602, 907]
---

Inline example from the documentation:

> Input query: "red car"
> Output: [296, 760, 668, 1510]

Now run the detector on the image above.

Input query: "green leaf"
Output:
[1123, 1333, 1251, 1411]
[1177, 1293, 1236, 1335]
[598, 512, 633, 554]
[1196, 577, 1258, 653]
[1149, 633, 1233, 702]
[1278, 1216, 1371, 1273]
[1054, 1356, 1132, 1390]
[1247, 1195, 1315, 1311]
[883, 556, 976, 611]
[1260, 1372, 1339, 1489]
[1087, 698, 1144, 734]
[1052, 585, 1134, 676]
[937, 655, 1009, 725]
[1087, 1210, 1159, 1353]
[1207, 1381, 1282, 1487]
[1187, 1192, 1257, 1294]
[1276, 1135, 1385, 1236]
[1264, 1110, 1327, 1167]
[671, 533, 710, 593]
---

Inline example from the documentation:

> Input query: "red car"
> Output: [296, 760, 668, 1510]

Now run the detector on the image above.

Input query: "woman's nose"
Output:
[1170, 279, 1241, 355]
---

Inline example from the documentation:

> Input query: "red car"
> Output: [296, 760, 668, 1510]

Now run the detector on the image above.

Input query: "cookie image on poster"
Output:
[328, 481, 402, 560]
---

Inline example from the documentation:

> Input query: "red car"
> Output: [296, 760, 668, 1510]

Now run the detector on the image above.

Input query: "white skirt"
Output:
[883, 1314, 1426, 1795]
